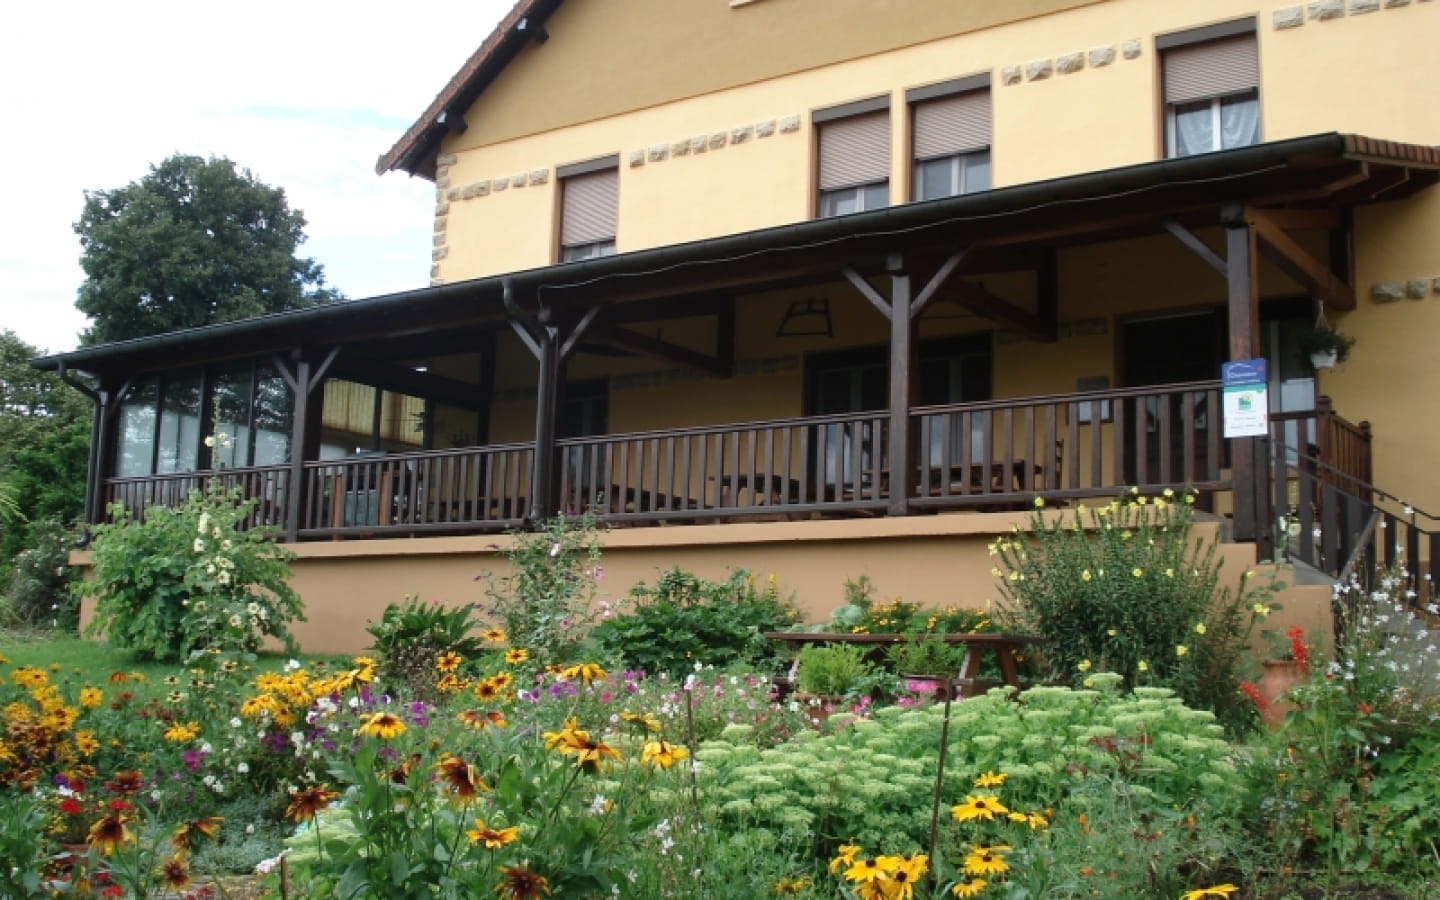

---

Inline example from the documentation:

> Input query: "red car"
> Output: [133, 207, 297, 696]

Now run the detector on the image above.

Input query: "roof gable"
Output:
[379, 0, 1104, 179]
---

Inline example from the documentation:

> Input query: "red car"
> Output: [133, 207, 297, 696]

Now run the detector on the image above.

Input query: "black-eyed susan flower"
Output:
[951, 874, 987, 897]
[356, 711, 407, 739]
[483, 628, 507, 643]
[773, 875, 809, 894]
[466, 819, 519, 849]
[843, 856, 890, 884]
[171, 816, 223, 854]
[163, 721, 199, 742]
[435, 651, 463, 673]
[78, 687, 103, 708]
[962, 844, 1010, 877]
[286, 784, 339, 823]
[951, 794, 1008, 823]
[495, 862, 551, 899]
[640, 740, 688, 769]
[159, 856, 191, 891]
[568, 733, 621, 774]
[542, 718, 584, 751]
[829, 843, 862, 874]
[437, 673, 472, 693]
[972, 771, 1007, 788]
[560, 662, 606, 685]
[88, 807, 135, 854]
[104, 771, 143, 795]
[434, 755, 489, 803]
[620, 711, 662, 732]
[74, 730, 99, 755]
[504, 648, 529, 665]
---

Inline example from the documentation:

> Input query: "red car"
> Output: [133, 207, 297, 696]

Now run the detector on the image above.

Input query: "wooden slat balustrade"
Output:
[104, 465, 290, 531]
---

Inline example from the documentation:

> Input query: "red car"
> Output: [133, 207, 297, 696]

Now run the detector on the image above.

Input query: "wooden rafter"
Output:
[1246, 206, 1356, 310]
[1159, 217, 1228, 279]
[589, 325, 732, 378]
[329, 360, 487, 412]
[936, 280, 1057, 343]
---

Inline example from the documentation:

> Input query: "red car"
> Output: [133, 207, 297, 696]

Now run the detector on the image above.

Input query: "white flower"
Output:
[230, 718, 242, 729]
[193, 538, 206, 553]
[204, 436, 216, 448]
[284, 659, 302, 672]
[236, 762, 250, 774]
[217, 571, 232, 586]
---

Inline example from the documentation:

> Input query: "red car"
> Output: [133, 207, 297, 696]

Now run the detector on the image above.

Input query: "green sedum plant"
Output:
[78, 480, 303, 663]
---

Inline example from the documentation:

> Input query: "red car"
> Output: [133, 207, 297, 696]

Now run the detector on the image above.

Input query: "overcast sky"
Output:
[0, 0, 513, 354]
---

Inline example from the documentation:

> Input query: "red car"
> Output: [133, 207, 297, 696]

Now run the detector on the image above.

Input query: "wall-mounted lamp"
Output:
[775, 297, 833, 338]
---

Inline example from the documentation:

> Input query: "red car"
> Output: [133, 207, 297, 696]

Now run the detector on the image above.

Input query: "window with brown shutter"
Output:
[814, 97, 891, 217]
[908, 74, 992, 201]
[1159, 21, 1260, 158]
[557, 156, 619, 261]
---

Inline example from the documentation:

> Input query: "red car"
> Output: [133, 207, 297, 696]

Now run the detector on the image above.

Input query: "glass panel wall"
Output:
[156, 377, 202, 474]
[115, 381, 160, 477]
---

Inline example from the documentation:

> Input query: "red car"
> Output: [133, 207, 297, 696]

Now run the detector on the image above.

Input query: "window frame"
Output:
[907, 73, 992, 202]
[1158, 18, 1260, 159]
[556, 155, 620, 263]
[813, 96, 891, 219]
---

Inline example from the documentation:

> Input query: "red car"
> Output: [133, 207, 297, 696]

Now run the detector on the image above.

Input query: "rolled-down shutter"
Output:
[913, 90, 992, 160]
[560, 168, 618, 247]
[1164, 34, 1258, 105]
[818, 111, 890, 191]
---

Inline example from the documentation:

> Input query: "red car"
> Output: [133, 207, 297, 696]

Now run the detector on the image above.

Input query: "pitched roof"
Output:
[376, 0, 562, 180]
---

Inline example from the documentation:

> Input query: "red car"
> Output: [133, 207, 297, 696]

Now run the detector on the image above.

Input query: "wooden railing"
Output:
[104, 465, 290, 531]
[1270, 395, 1372, 490]
[100, 382, 1232, 539]
[296, 443, 533, 538]
[910, 381, 1225, 507]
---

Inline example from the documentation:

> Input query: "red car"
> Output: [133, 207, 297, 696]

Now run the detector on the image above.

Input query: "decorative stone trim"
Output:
[1274, 6, 1306, 27]
[1088, 45, 1116, 67]
[779, 115, 801, 134]
[1308, 0, 1345, 20]
[756, 119, 776, 138]
[1405, 279, 1428, 299]
[628, 149, 646, 167]
[510, 174, 527, 189]
[436, 153, 458, 167]
[1121, 40, 1142, 60]
[1384, 0, 1411, 7]
[1433, 277, 1440, 295]
[1350, 0, 1379, 12]
[1055, 52, 1085, 75]
[1001, 65, 1023, 86]
[529, 169, 549, 185]
[648, 143, 669, 162]
[1025, 59, 1053, 81]
[1371, 282, 1403, 302]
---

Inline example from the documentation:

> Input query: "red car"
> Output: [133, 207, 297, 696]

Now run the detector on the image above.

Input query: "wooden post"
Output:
[887, 253, 915, 517]
[1224, 206, 1264, 545]
[283, 359, 312, 543]
[528, 324, 561, 524]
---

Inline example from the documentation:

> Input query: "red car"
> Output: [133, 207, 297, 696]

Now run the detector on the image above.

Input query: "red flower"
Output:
[1286, 627, 1310, 672]
[59, 798, 82, 815]
[1239, 681, 1269, 712]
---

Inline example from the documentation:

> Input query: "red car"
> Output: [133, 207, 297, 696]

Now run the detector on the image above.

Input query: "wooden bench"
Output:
[762, 632, 1043, 699]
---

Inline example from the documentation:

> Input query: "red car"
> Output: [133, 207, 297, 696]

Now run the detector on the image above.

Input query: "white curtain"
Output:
[1220, 98, 1260, 149]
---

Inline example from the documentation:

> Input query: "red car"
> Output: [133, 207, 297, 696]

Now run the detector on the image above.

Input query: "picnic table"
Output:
[763, 631, 1043, 699]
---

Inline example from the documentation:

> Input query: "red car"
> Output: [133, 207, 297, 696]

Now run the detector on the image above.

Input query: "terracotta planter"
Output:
[791, 692, 839, 727]
[1257, 659, 1307, 729]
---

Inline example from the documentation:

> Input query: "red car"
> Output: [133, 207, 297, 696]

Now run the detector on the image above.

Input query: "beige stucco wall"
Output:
[73, 512, 1330, 656]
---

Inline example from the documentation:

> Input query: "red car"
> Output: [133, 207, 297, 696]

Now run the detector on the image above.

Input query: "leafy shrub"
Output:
[2, 516, 79, 629]
[367, 595, 490, 699]
[478, 512, 603, 666]
[993, 489, 1279, 732]
[590, 568, 799, 677]
[794, 643, 873, 697]
[78, 481, 303, 663]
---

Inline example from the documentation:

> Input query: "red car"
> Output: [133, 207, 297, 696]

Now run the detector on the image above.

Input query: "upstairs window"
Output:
[815, 97, 890, 217]
[909, 74, 992, 201]
[1160, 20, 1259, 158]
[557, 156, 619, 262]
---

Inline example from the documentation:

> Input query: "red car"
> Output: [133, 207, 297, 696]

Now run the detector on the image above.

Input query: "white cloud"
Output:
[0, 0, 513, 354]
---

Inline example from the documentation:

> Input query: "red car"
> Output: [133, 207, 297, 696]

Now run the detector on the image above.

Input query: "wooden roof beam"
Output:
[936, 279, 1057, 343]
[589, 324, 733, 379]
[328, 359, 488, 412]
[1246, 206, 1356, 310]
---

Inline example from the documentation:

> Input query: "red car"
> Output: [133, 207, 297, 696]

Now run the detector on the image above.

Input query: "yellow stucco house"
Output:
[43, 0, 1439, 652]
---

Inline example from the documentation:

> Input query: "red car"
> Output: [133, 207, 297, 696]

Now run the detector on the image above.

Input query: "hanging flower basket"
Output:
[1308, 349, 1338, 370]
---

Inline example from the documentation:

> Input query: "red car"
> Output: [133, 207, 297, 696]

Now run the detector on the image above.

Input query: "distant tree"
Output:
[0, 330, 88, 467]
[74, 154, 341, 345]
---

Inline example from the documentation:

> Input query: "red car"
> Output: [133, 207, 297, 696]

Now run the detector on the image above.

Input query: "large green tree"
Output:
[0, 330, 88, 467]
[74, 154, 341, 345]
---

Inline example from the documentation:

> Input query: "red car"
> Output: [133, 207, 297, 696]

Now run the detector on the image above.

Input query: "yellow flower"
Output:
[829, 844, 863, 874]
[952, 875, 988, 897]
[435, 651, 463, 673]
[1252, 603, 1271, 618]
[1106, 629, 1117, 637]
[560, 662, 607, 686]
[1137, 660, 1149, 672]
[1184, 493, 1195, 504]
[74, 730, 100, 755]
[1131, 567, 1143, 577]
[1175, 645, 1189, 658]
[843, 856, 894, 884]
[1076, 659, 1092, 672]
[356, 711, 408, 739]
[990, 567, 1002, 578]
[962, 844, 1011, 877]
[1162, 488, 1175, 498]
[482, 628, 506, 643]
[1194, 623, 1207, 635]
[1032, 496, 1044, 508]
[504, 648, 529, 665]
[1181, 885, 1240, 900]
[972, 771, 1007, 788]
[1164, 568, 1175, 577]
[640, 740, 688, 769]
[773, 876, 810, 895]
[78, 687, 103, 708]
[466, 819, 519, 849]
[620, 711, 662, 732]
[952, 795, 1008, 822]
[1081, 570, 1092, 582]
[163, 721, 200, 742]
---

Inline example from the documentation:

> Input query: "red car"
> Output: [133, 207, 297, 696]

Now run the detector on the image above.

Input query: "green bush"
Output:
[2, 516, 79, 629]
[590, 567, 799, 678]
[367, 594, 490, 699]
[993, 489, 1278, 732]
[78, 481, 303, 663]
[795, 643, 874, 697]
[827, 574, 995, 635]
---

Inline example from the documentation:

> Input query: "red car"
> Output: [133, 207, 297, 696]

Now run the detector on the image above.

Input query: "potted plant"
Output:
[886, 634, 965, 701]
[794, 643, 873, 723]
[1300, 320, 1355, 370]
[1253, 626, 1312, 729]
